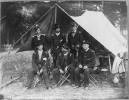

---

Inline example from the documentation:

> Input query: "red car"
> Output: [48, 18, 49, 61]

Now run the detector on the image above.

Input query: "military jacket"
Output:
[56, 52, 75, 70]
[68, 31, 84, 48]
[51, 33, 66, 48]
[32, 50, 49, 71]
[31, 34, 48, 50]
[78, 49, 96, 68]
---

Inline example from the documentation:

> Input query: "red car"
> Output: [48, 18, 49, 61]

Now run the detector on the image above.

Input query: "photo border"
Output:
[0, 0, 128, 99]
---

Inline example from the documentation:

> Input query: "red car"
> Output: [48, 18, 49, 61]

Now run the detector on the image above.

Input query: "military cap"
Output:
[61, 44, 69, 49]
[36, 41, 43, 46]
[82, 40, 91, 44]
[53, 24, 61, 29]
[71, 22, 79, 27]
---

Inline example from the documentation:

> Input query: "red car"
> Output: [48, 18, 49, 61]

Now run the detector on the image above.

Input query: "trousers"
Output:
[52, 65, 75, 84]
[51, 47, 62, 68]
[26, 68, 50, 89]
[75, 67, 93, 87]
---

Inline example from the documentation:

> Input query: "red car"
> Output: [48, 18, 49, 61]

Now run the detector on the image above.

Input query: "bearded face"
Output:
[55, 28, 61, 33]
[62, 47, 68, 54]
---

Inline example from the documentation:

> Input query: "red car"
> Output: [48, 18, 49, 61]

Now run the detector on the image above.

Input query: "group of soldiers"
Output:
[26, 22, 96, 90]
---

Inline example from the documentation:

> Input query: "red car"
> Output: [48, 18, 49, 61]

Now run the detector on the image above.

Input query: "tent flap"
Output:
[71, 11, 127, 56]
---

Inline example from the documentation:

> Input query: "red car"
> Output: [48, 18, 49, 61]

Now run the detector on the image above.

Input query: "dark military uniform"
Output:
[26, 50, 50, 89]
[68, 31, 84, 59]
[51, 33, 66, 68]
[52, 52, 75, 84]
[31, 34, 50, 51]
[75, 48, 96, 87]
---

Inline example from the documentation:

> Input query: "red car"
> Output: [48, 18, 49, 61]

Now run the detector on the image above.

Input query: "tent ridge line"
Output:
[56, 4, 73, 18]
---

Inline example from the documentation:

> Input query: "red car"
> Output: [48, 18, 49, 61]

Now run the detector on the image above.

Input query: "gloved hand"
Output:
[59, 69, 64, 74]
[83, 66, 88, 69]
[65, 66, 68, 72]
[37, 71, 40, 76]
[93, 67, 98, 71]
[40, 69, 43, 73]
[79, 64, 83, 68]
[43, 57, 47, 61]
[76, 44, 80, 48]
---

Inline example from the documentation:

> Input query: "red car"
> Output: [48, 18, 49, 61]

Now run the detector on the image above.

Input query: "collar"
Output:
[37, 34, 41, 36]
[56, 32, 60, 36]
[85, 48, 89, 52]
[72, 31, 76, 33]
[64, 52, 68, 56]
[38, 50, 43, 52]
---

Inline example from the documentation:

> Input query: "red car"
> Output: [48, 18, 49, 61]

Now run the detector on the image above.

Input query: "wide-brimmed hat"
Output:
[36, 41, 43, 46]
[82, 40, 91, 44]
[53, 24, 61, 29]
[71, 22, 79, 28]
[61, 44, 69, 49]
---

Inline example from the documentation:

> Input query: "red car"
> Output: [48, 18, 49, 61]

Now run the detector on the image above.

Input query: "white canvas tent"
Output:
[57, 5, 127, 57]
[18, 4, 127, 57]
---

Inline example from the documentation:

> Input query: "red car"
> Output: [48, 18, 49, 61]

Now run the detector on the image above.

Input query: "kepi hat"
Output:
[71, 22, 79, 28]
[36, 41, 43, 46]
[82, 40, 91, 44]
[53, 24, 61, 29]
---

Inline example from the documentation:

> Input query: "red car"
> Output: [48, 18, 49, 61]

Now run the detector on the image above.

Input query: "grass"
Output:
[1, 51, 33, 85]
[0, 50, 125, 99]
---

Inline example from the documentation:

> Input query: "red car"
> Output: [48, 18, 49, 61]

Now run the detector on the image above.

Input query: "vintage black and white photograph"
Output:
[0, 0, 128, 99]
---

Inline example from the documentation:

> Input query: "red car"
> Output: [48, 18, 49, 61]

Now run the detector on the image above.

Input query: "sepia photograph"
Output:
[0, 0, 128, 99]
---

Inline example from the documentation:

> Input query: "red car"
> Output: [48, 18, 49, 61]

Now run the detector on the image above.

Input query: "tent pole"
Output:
[0, 2, 1, 51]
[108, 54, 111, 72]
[124, 1, 129, 98]
[54, 4, 57, 24]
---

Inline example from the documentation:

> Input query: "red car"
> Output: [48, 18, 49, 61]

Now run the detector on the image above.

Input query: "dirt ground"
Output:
[0, 80, 124, 99]
[0, 51, 125, 99]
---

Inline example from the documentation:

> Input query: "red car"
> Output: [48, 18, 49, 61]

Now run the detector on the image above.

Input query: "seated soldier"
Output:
[75, 40, 96, 89]
[52, 44, 75, 86]
[26, 41, 51, 89]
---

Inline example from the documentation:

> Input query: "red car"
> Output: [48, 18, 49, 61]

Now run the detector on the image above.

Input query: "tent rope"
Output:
[12, 4, 56, 49]
[0, 15, 6, 21]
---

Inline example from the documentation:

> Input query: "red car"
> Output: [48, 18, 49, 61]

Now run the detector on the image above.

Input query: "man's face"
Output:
[38, 45, 43, 51]
[55, 28, 60, 33]
[82, 44, 89, 50]
[72, 26, 77, 32]
[62, 48, 68, 54]
[37, 28, 41, 34]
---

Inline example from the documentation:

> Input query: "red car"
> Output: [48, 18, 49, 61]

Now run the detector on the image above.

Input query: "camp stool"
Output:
[53, 71, 70, 88]
[80, 72, 99, 87]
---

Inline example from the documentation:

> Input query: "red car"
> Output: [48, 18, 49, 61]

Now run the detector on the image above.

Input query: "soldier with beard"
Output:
[67, 22, 84, 59]
[52, 44, 75, 86]
[51, 24, 66, 69]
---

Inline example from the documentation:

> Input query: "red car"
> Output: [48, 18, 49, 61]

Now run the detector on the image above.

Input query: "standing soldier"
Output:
[67, 22, 84, 59]
[31, 24, 50, 51]
[51, 24, 66, 68]
[75, 40, 96, 89]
